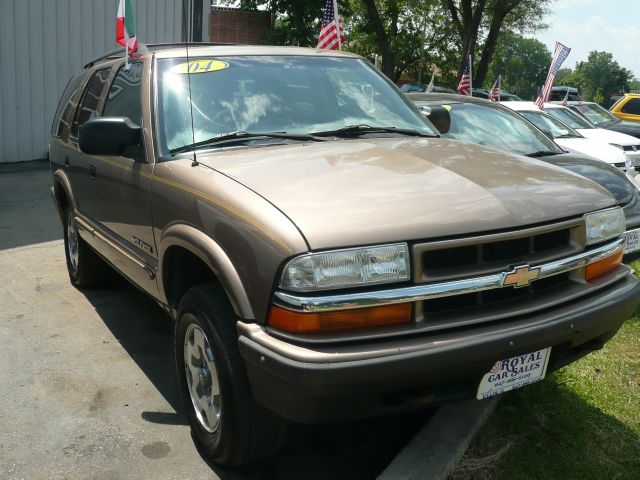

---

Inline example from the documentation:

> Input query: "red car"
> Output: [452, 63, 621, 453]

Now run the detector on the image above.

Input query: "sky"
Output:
[531, 0, 640, 79]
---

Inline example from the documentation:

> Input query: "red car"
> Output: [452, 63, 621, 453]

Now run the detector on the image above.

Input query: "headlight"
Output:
[584, 207, 625, 245]
[609, 143, 624, 150]
[280, 243, 410, 291]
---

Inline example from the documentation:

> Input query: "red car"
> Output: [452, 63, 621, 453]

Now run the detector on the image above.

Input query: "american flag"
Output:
[489, 75, 501, 101]
[457, 57, 472, 96]
[317, 0, 346, 50]
[535, 42, 571, 110]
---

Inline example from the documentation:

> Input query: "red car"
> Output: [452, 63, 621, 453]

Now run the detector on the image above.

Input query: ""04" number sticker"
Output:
[171, 59, 229, 74]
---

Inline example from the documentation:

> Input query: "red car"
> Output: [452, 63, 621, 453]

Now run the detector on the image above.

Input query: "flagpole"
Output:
[332, 0, 341, 50]
[124, 6, 129, 69]
[468, 54, 473, 96]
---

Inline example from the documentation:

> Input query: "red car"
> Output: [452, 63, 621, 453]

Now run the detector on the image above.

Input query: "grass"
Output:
[450, 261, 640, 480]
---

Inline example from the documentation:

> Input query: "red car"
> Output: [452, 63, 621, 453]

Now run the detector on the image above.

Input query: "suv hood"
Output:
[197, 138, 615, 250]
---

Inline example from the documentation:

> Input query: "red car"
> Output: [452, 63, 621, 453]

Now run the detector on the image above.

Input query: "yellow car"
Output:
[611, 93, 640, 123]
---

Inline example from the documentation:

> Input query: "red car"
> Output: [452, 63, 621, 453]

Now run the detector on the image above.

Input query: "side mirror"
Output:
[420, 105, 451, 134]
[79, 117, 141, 156]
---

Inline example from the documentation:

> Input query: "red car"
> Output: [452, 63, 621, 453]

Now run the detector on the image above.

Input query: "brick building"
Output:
[210, 6, 271, 45]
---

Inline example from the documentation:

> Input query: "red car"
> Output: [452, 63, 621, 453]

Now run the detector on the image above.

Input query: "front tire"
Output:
[63, 208, 109, 288]
[175, 283, 286, 466]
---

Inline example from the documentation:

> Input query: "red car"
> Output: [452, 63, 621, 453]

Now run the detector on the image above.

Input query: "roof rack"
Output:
[145, 42, 237, 50]
[83, 44, 151, 69]
[83, 42, 238, 69]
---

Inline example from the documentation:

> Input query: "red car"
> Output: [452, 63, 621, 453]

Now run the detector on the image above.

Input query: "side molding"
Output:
[158, 224, 255, 320]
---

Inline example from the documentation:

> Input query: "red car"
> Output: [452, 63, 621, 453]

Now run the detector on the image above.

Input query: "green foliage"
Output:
[630, 78, 640, 92]
[486, 32, 551, 100]
[346, 0, 459, 84]
[555, 68, 572, 85]
[563, 51, 634, 107]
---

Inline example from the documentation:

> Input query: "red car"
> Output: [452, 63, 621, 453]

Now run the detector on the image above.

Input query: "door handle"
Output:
[64, 156, 70, 168]
[89, 164, 96, 179]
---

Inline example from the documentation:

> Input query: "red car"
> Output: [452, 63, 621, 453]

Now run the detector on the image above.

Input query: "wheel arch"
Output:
[52, 169, 77, 221]
[158, 224, 255, 320]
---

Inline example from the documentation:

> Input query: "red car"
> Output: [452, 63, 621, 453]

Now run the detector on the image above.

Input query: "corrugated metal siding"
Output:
[0, 0, 183, 163]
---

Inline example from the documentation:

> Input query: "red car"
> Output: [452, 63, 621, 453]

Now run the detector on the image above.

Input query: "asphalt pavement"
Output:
[0, 162, 439, 479]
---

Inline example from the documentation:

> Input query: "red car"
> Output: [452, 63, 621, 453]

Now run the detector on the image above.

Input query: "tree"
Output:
[563, 51, 633, 107]
[555, 68, 572, 85]
[486, 32, 550, 100]
[347, 0, 458, 83]
[441, 0, 550, 84]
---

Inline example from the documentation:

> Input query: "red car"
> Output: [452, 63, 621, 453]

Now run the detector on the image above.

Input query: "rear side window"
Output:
[103, 62, 143, 124]
[621, 98, 640, 115]
[52, 72, 85, 140]
[70, 68, 111, 139]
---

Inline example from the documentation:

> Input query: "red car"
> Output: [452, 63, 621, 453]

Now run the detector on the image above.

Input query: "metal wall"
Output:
[0, 0, 184, 163]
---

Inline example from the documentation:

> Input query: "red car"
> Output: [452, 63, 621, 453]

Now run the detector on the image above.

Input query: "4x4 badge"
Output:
[501, 265, 541, 288]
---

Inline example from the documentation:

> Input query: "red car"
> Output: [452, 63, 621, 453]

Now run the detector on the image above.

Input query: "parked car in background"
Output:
[540, 103, 640, 174]
[610, 93, 640, 123]
[400, 82, 455, 93]
[50, 45, 640, 467]
[408, 92, 640, 257]
[558, 100, 640, 139]
[471, 89, 521, 101]
[550, 86, 581, 101]
[499, 92, 523, 101]
[503, 101, 633, 175]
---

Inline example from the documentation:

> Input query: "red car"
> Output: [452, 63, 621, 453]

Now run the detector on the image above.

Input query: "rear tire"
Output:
[63, 208, 110, 288]
[175, 283, 286, 466]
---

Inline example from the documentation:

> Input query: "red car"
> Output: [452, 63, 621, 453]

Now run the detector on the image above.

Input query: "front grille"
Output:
[422, 272, 570, 315]
[413, 218, 584, 283]
[622, 145, 640, 152]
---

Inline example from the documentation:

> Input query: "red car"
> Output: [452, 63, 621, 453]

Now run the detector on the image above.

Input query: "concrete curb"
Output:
[378, 398, 499, 480]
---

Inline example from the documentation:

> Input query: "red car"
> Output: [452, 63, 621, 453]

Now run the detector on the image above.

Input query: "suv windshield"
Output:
[414, 101, 562, 156]
[157, 56, 435, 153]
[574, 103, 620, 127]
[545, 107, 594, 129]
[519, 111, 582, 139]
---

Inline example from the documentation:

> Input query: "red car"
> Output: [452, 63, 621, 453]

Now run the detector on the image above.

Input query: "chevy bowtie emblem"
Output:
[501, 265, 541, 288]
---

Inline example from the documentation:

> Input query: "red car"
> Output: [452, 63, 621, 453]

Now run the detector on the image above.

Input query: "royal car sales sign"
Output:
[477, 347, 552, 399]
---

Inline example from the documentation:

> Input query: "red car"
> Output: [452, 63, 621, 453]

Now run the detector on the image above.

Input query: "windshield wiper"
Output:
[312, 124, 437, 138]
[526, 150, 561, 158]
[169, 131, 326, 155]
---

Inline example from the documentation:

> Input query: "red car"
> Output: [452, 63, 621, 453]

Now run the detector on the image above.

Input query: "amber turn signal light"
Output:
[267, 303, 413, 333]
[585, 251, 623, 282]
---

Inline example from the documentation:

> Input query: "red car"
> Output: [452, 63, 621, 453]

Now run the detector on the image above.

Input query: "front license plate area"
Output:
[476, 347, 551, 400]
[623, 228, 640, 254]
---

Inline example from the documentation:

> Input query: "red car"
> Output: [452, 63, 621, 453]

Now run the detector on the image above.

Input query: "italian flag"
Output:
[116, 0, 138, 54]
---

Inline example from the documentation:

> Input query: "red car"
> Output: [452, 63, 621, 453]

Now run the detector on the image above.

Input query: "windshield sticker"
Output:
[171, 59, 229, 74]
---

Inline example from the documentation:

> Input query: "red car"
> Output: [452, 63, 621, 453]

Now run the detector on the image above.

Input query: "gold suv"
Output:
[49, 43, 640, 466]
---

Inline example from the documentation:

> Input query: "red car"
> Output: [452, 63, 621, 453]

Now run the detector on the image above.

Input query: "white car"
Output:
[502, 101, 634, 175]
[507, 102, 640, 173]
[542, 102, 640, 171]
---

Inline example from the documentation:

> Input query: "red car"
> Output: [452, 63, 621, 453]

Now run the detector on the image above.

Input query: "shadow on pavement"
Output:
[0, 161, 63, 250]
[81, 275, 433, 479]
